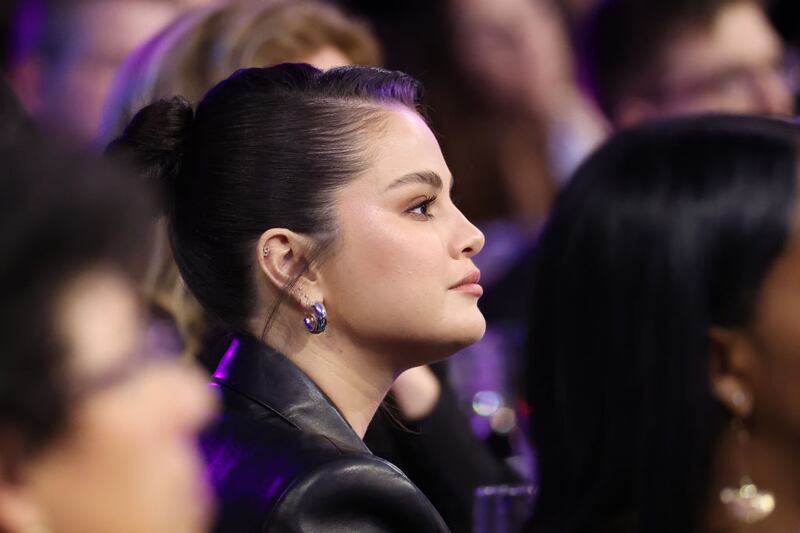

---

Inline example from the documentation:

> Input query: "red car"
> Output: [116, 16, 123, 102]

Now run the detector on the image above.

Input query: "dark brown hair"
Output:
[108, 63, 424, 333]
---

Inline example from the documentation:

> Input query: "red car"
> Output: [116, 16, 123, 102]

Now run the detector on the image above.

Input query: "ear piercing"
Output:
[262, 245, 270, 257]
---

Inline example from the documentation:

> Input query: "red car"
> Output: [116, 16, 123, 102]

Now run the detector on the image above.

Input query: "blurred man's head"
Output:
[581, 0, 794, 127]
[5, 0, 206, 142]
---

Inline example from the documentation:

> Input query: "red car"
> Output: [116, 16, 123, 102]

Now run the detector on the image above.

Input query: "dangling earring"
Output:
[720, 416, 775, 524]
[303, 302, 327, 334]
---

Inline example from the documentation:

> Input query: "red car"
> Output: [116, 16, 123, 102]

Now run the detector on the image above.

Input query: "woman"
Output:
[109, 63, 485, 531]
[102, 2, 517, 529]
[0, 112, 215, 532]
[100, 0, 380, 359]
[527, 114, 800, 532]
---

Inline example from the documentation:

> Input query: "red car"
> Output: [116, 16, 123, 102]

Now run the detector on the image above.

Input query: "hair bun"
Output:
[105, 96, 194, 214]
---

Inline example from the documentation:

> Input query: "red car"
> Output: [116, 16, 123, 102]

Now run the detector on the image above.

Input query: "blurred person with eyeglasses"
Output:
[580, 0, 796, 128]
[0, 92, 216, 533]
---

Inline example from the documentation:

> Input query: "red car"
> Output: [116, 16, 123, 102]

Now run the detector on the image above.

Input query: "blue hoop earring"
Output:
[303, 302, 327, 334]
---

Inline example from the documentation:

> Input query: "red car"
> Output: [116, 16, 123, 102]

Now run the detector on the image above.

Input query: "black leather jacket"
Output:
[201, 335, 451, 533]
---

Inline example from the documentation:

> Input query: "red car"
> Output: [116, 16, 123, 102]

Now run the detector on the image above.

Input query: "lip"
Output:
[450, 269, 483, 297]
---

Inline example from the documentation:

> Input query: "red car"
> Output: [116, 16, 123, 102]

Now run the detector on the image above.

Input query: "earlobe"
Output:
[709, 325, 755, 418]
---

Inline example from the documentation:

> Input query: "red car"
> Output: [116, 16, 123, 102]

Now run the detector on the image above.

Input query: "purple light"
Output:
[262, 476, 285, 500]
[9, 0, 45, 62]
[213, 338, 240, 381]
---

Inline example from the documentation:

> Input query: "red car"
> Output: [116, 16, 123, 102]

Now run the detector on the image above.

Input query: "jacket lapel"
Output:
[212, 335, 369, 452]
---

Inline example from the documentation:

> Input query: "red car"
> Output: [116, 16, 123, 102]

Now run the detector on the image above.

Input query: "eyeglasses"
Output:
[649, 52, 799, 109]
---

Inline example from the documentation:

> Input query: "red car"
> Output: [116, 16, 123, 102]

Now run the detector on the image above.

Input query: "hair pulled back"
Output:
[108, 63, 423, 332]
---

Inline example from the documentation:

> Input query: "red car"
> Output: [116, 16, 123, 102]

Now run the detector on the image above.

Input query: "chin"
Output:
[448, 312, 487, 350]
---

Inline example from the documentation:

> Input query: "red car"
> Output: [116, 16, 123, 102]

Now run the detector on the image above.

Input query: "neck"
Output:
[264, 320, 397, 439]
[704, 424, 800, 532]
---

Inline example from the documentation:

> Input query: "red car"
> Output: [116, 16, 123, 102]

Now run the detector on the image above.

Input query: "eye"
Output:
[407, 195, 437, 219]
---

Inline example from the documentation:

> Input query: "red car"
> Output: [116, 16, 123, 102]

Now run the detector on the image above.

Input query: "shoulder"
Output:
[203, 412, 447, 533]
[202, 406, 358, 531]
[266, 454, 450, 533]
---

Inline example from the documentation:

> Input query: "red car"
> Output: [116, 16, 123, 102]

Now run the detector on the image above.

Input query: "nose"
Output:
[451, 207, 485, 259]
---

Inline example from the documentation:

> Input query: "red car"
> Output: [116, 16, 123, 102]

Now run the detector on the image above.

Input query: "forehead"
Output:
[56, 270, 141, 378]
[356, 107, 451, 192]
[660, 2, 782, 85]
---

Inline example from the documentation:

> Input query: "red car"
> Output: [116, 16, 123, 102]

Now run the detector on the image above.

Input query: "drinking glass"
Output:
[473, 484, 536, 533]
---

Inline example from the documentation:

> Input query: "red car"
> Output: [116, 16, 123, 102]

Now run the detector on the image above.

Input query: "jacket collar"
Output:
[212, 335, 369, 453]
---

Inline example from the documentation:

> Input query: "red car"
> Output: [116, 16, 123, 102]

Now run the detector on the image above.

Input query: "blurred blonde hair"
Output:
[102, 0, 381, 139]
[102, 0, 382, 359]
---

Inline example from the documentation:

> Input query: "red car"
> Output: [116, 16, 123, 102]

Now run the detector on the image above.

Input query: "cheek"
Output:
[339, 219, 446, 301]
[751, 291, 800, 433]
[30, 385, 203, 532]
[754, 345, 800, 441]
[325, 210, 452, 335]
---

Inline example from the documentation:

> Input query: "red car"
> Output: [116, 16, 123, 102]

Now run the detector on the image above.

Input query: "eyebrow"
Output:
[384, 170, 454, 192]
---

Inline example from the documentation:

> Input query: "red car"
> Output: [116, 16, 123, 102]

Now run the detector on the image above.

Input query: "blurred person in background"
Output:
[0, 91, 215, 533]
[449, 0, 608, 187]
[3, 0, 208, 144]
[103, 4, 517, 529]
[581, 0, 795, 129]
[528, 115, 800, 532]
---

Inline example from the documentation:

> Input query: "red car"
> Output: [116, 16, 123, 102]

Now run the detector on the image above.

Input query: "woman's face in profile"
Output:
[16, 270, 215, 533]
[320, 107, 486, 366]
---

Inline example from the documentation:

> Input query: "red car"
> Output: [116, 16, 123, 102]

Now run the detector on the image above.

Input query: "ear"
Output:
[256, 229, 323, 308]
[708, 325, 757, 418]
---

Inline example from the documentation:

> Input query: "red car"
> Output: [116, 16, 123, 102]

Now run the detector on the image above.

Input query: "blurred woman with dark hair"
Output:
[528, 115, 800, 532]
[0, 114, 215, 532]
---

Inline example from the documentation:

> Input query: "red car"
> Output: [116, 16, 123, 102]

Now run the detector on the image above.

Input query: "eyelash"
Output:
[407, 195, 437, 219]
